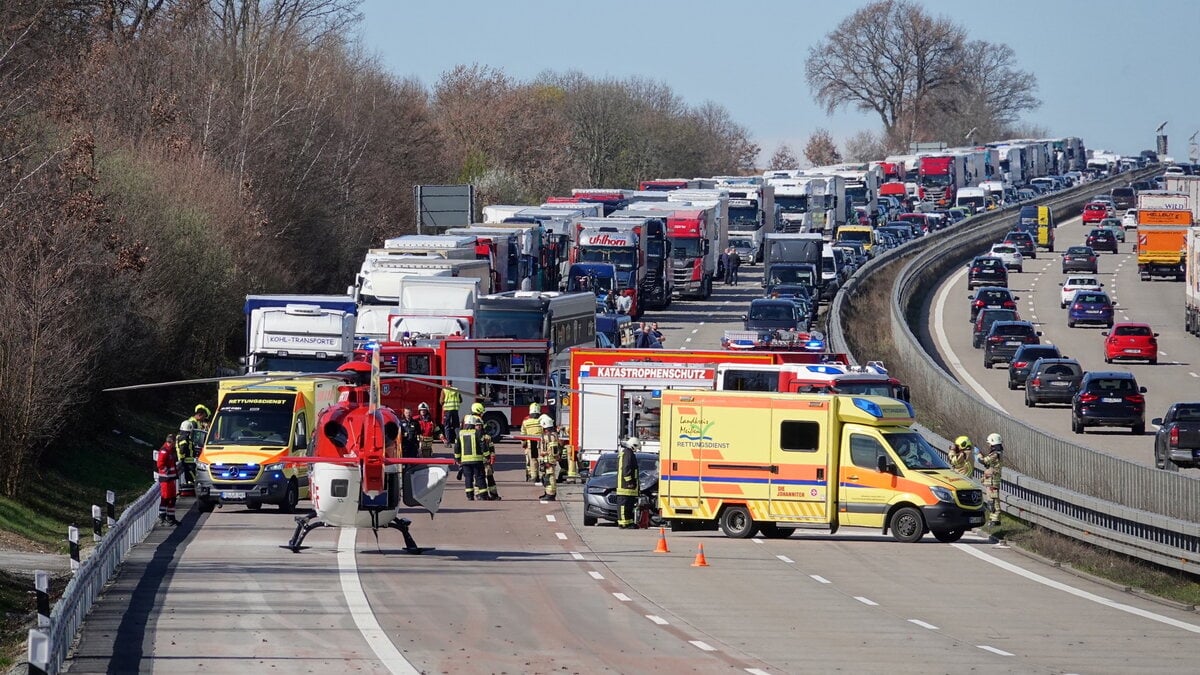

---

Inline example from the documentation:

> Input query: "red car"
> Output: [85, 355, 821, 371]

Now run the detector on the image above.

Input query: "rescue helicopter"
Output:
[105, 344, 602, 554]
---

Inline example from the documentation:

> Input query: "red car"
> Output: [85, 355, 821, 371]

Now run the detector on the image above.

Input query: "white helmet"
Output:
[538, 415, 554, 429]
[623, 437, 642, 451]
[986, 433, 1003, 446]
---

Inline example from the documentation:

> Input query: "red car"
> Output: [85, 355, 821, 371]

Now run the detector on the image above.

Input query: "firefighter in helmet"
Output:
[520, 402, 544, 482]
[537, 415, 560, 501]
[177, 404, 210, 495]
[415, 402, 440, 458]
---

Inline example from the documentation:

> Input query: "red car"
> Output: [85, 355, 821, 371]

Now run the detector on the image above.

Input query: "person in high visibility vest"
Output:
[948, 435, 974, 477]
[156, 433, 180, 526]
[456, 412, 492, 501]
[441, 387, 462, 448]
[616, 437, 641, 529]
[177, 404, 209, 495]
[520, 403, 544, 482]
[537, 417, 560, 501]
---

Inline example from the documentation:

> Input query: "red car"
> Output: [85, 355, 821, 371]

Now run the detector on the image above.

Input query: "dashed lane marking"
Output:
[588, 571, 604, 580]
[689, 640, 717, 652]
[776, 555, 795, 564]
[745, 670, 772, 675]
[854, 596, 879, 606]
[613, 592, 632, 602]
[545, 515, 556, 522]
[810, 575, 831, 584]
[570, 551, 585, 560]
[1190, 372, 1198, 378]
[908, 619, 939, 630]
[978, 645, 1014, 657]
[646, 615, 669, 625]
[555, 532, 568, 540]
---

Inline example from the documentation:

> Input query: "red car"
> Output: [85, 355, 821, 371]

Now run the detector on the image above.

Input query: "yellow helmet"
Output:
[529, 402, 541, 414]
[954, 435, 971, 450]
[195, 404, 211, 417]
[471, 402, 485, 415]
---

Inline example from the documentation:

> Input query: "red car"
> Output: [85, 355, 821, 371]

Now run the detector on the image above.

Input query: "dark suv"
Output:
[1086, 228, 1119, 253]
[1025, 358, 1083, 407]
[1007, 344, 1062, 389]
[967, 256, 1009, 290]
[1071, 371, 1147, 434]
[973, 308, 1020, 349]
[969, 286, 1019, 323]
[983, 321, 1041, 369]
[1003, 230, 1037, 259]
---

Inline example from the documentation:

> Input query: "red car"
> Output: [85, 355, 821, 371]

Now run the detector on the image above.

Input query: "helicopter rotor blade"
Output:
[378, 373, 614, 398]
[103, 371, 356, 393]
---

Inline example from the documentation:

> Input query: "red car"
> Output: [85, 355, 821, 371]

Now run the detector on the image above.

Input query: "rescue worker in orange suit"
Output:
[520, 403, 544, 482]
[616, 437, 641, 529]
[177, 404, 210, 495]
[455, 408, 492, 501]
[415, 402, 440, 458]
[156, 433, 180, 526]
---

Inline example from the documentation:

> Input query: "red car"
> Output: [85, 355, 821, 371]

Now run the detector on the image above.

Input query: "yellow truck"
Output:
[658, 391, 984, 542]
[195, 378, 339, 513]
[834, 224, 875, 255]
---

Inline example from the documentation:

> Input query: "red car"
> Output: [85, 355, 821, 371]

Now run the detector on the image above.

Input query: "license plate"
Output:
[1086, 310, 1100, 314]
[1006, 341, 1022, 346]
[1051, 381, 1069, 386]
[969, 516, 984, 525]
[1124, 349, 1141, 353]
[221, 491, 246, 500]
[1101, 397, 1122, 403]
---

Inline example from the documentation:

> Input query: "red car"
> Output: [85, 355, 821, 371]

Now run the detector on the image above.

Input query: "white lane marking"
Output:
[751, 537, 764, 544]
[588, 571, 604, 580]
[978, 645, 1014, 656]
[555, 532, 568, 540]
[613, 592, 632, 602]
[545, 514, 556, 522]
[337, 530, 421, 675]
[953, 544, 1200, 634]
[908, 619, 939, 630]
[691, 328, 699, 334]
[684, 337, 693, 344]
[1190, 372, 1199, 378]
[933, 266, 1006, 410]
[745, 670, 772, 675]
[570, 551, 585, 560]
[646, 614, 669, 625]
[854, 596, 879, 606]
[810, 575, 831, 584]
[775, 554, 795, 563]
[689, 640, 717, 652]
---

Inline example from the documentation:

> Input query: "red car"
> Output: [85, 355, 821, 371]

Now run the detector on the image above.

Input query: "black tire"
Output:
[1071, 417, 1083, 434]
[197, 498, 216, 514]
[1150, 358, 1158, 365]
[983, 359, 992, 369]
[1067, 319, 1075, 328]
[1154, 444, 1166, 469]
[1165, 456, 1180, 472]
[719, 505, 758, 539]
[1007, 380, 1016, 390]
[889, 506, 925, 543]
[758, 523, 795, 538]
[279, 480, 299, 513]
[1104, 355, 1112, 364]
[583, 514, 597, 527]
[246, 501, 262, 511]
[483, 412, 508, 441]
[1132, 423, 1145, 435]
[932, 528, 965, 543]
[1025, 393, 1034, 407]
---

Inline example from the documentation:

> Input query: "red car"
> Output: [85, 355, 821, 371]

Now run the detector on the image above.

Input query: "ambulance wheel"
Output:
[279, 480, 299, 513]
[583, 514, 597, 527]
[932, 528, 965, 543]
[889, 506, 926, 543]
[758, 523, 794, 538]
[719, 506, 758, 539]
[197, 498, 216, 514]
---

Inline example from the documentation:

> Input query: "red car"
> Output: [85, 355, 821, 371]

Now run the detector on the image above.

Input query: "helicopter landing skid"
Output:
[386, 517, 431, 554]
[286, 513, 328, 553]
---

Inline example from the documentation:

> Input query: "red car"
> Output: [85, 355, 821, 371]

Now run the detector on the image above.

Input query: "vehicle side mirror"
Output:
[876, 455, 894, 474]
[1140, 386, 1148, 393]
[896, 386, 910, 402]
[1100, 283, 1104, 286]
[1112, 301, 1118, 307]
[1058, 282, 1064, 287]
[1101, 331, 1109, 336]
[1154, 333, 1160, 337]
[1036, 331, 1043, 336]
[1014, 296, 1020, 301]
[1152, 418, 1163, 426]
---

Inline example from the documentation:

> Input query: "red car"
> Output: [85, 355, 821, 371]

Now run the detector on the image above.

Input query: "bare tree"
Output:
[805, 0, 965, 147]
[925, 40, 1040, 143]
[768, 143, 799, 170]
[842, 129, 890, 162]
[804, 128, 842, 167]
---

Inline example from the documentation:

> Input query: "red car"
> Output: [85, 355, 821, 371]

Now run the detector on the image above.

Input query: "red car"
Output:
[1103, 322, 1158, 365]
[1082, 201, 1111, 224]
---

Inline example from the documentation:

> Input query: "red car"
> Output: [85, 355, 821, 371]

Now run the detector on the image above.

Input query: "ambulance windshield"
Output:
[884, 432, 951, 470]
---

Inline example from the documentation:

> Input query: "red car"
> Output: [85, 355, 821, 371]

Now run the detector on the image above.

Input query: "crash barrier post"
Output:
[830, 167, 1200, 573]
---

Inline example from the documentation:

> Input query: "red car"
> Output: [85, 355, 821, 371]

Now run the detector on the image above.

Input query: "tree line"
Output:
[0, 0, 758, 496]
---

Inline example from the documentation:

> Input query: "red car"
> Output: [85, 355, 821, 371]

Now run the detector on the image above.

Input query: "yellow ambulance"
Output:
[195, 378, 339, 513]
[658, 391, 984, 542]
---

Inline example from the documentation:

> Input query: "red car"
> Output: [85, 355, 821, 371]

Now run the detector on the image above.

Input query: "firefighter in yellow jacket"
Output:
[520, 403, 544, 483]
[455, 409, 492, 501]
[537, 416, 560, 501]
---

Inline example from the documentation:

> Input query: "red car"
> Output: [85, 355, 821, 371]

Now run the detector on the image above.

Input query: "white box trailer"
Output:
[1185, 227, 1200, 336]
[244, 295, 356, 373]
[482, 204, 535, 224]
[381, 234, 479, 259]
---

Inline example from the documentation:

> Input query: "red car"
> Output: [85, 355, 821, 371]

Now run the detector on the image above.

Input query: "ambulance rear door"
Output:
[578, 381, 620, 465]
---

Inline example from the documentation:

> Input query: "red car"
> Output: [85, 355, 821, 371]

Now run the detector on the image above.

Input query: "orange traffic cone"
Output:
[691, 543, 709, 567]
[654, 527, 670, 554]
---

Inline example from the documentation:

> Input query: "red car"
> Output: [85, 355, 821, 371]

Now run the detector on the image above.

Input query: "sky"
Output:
[356, 0, 1200, 162]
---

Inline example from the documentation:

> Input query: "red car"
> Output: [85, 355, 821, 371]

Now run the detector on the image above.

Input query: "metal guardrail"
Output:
[29, 483, 160, 674]
[830, 168, 1200, 574]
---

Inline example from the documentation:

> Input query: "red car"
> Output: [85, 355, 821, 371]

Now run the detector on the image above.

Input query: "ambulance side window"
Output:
[778, 420, 819, 452]
[293, 412, 308, 453]
[850, 434, 885, 469]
